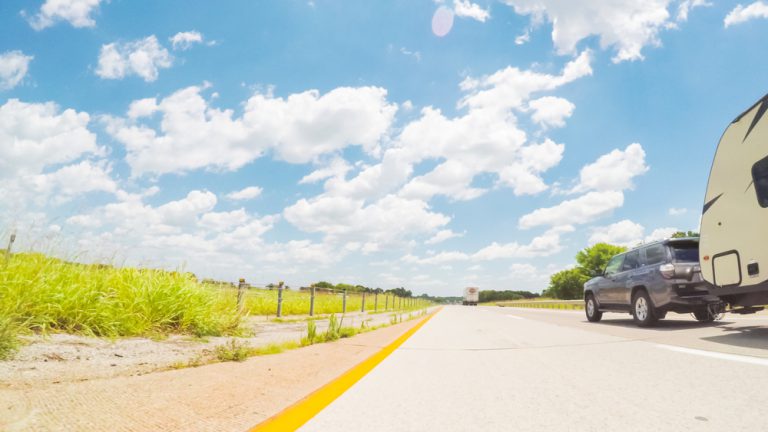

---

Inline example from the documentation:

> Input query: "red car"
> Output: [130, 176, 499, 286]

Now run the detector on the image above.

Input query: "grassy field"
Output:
[494, 299, 584, 310]
[0, 252, 429, 359]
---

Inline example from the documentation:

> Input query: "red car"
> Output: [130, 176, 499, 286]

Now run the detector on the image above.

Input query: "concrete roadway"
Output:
[299, 306, 768, 432]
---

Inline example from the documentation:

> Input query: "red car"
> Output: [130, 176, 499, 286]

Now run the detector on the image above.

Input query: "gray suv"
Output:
[583, 238, 721, 326]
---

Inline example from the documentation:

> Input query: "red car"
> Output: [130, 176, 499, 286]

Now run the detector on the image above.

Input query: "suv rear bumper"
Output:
[663, 294, 721, 312]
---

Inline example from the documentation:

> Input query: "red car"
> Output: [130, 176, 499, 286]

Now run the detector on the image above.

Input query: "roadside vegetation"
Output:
[0, 252, 430, 360]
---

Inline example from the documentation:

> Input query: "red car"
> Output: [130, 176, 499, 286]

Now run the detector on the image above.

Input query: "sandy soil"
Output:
[0, 316, 428, 432]
[0, 310, 422, 388]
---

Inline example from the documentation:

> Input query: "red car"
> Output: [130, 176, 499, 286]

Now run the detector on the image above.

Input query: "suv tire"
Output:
[632, 290, 658, 327]
[585, 294, 602, 322]
[693, 310, 714, 323]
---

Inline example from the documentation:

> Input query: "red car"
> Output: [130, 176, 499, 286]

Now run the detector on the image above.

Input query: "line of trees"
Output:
[310, 281, 413, 297]
[479, 290, 540, 303]
[544, 231, 699, 299]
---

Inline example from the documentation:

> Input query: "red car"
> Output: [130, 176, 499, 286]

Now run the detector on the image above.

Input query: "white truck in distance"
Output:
[463, 287, 479, 306]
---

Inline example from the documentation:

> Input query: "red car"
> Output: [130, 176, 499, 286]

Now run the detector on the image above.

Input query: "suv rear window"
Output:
[671, 242, 699, 262]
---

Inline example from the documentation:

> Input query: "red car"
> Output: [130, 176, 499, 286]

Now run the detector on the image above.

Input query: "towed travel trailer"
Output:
[700, 93, 768, 308]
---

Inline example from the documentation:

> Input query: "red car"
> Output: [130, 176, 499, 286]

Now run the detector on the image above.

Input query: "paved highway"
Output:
[300, 306, 768, 431]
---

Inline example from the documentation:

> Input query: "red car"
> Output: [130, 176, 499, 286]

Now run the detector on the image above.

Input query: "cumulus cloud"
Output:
[501, 0, 703, 62]
[668, 207, 687, 216]
[0, 51, 33, 90]
[96, 36, 173, 82]
[570, 143, 649, 194]
[0, 99, 99, 179]
[725, 2, 768, 27]
[453, 0, 491, 22]
[589, 219, 679, 246]
[284, 194, 450, 248]
[170, 31, 204, 50]
[405, 226, 572, 264]
[425, 229, 464, 245]
[519, 191, 625, 229]
[26, 0, 103, 30]
[226, 186, 262, 201]
[528, 96, 575, 128]
[105, 85, 397, 175]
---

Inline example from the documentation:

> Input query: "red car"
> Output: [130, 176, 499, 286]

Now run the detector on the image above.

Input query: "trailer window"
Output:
[671, 243, 699, 263]
[753, 155, 768, 208]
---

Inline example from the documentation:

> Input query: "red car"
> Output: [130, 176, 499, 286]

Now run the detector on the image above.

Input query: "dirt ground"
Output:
[0, 315, 428, 432]
[0, 310, 420, 388]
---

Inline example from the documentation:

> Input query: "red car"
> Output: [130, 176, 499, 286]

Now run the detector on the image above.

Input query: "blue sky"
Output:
[2, 0, 768, 296]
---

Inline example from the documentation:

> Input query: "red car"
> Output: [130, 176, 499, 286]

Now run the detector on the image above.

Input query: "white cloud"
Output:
[31, 160, 117, 200]
[589, 219, 679, 246]
[668, 207, 687, 216]
[645, 227, 678, 242]
[170, 31, 204, 50]
[106, 85, 397, 176]
[0, 99, 99, 179]
[0, 51, 33, 90]
[588, 219, 645, 246]
[725, 2, 768, 27]
[284, 194, 449, 248]
[502, 0, 688, 62]
[127, 98, 159, 119]
[528, 96, 575, 128]
[570, 143, 649, 194]
[26, 0, 103, 30]
[453, 0, 491, 22]
[425, 229, 464, 245]
[95, 36, 173, 82]
[299, 157, 352, 185]
[400, 47, 422, 62]
[519, 191, 625, 229]
[405, 226, 572, 265]
[226, 186, 263, 201]
[677, 0, 710, 22]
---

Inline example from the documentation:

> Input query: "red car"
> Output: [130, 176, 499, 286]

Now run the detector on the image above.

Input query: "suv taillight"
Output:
[660, 263, 675, 279]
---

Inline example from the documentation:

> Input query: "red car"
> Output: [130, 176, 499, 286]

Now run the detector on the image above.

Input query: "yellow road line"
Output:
[249, 308, 442, 432]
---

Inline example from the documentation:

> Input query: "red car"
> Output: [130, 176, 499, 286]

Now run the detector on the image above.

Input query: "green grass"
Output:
[496, 299, 584, 310]
[0, 251, 432, 360]
[0, 253, 242, 359]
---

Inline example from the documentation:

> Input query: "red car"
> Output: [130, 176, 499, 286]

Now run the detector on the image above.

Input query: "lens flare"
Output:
[431, 6, 454, 37]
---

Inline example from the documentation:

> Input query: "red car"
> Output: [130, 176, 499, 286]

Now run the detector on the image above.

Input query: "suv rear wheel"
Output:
[632, 290, 658, 327]
[585, 294, 602, 322]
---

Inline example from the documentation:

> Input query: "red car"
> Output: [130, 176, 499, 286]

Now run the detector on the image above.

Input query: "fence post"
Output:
[277, 281, 284, 317]
[309, 286, 315, 317]
[4, 230, 16, 266]
[398, 296, 401, 310]
[237, 278, 247, 313]
[374, 293, 378, 312]
[385, 295, 389, 311]
[361, 292, 366, 313]
[342, 289, 347, 314]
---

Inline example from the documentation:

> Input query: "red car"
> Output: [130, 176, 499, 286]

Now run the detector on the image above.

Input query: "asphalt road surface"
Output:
[300, 305, 768, 432]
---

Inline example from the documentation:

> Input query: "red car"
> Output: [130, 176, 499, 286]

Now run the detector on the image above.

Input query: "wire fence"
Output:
[209, 280, 430, 318]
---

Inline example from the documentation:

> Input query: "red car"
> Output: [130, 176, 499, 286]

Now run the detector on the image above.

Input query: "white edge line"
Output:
[655, 344, 768, 367]
[506, 315, 525, 320]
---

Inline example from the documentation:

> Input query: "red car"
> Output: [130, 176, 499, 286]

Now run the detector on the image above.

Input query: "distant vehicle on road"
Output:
[463, 287, 479, 306]
[700, 93, 768, 311]
[583, 238, 721, 326]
